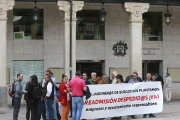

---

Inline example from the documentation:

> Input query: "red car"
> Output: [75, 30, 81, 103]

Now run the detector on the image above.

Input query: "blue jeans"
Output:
[53, 95, 57, 119]
[72, 97, 84, 120]
[46, 99, 54, 120]
[45, 100, 49, 119]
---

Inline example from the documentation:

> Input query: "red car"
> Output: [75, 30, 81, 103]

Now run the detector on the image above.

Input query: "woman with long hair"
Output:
[95, 77, 101, 84]
[116, 74, 124, 84]
[58, 74, 70, 120]
[27, 75, 40, 120]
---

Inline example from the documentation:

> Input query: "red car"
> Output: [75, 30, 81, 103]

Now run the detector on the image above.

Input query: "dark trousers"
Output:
[70, 102, 72, 116]
[30, 101, 40, 120]
[26, 101, 31, 120]
[13, 97, 21, 120]
[38, 100, 46, 120]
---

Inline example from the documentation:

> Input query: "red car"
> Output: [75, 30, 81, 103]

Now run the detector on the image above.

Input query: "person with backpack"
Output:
[24, 76, 32, 120]
[27, 75, 41, 120]
[13, 73, 27, 120]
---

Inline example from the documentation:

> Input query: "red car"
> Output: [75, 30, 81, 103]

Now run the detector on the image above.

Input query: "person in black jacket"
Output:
[156, 74, 164, 89]
[83, 72, 90, 85]
[27, 75, 40, 120]
[125, 70, 142, 83]
[38, 79, 46, 120]
[24, 76, 32, 120]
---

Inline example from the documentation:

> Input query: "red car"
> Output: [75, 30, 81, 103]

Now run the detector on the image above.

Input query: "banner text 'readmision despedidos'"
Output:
[81, 82, 163, 119]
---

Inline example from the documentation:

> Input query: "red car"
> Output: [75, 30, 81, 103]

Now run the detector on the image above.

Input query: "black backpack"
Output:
[32, 87, 41, 100]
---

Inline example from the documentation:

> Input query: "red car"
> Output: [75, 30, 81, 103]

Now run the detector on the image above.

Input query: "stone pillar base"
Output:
[0, 87, 8, 108]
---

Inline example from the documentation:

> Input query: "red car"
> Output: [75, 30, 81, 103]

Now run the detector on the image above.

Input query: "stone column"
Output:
[57, 1, 84, 78]
[0, 0, 14, 108]
[124, 3, 149, 78]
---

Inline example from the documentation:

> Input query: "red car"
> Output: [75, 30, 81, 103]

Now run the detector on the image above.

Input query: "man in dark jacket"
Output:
[83, 72, 90, 85]
[156, 74, 164, 89]
[24, 77, 32, 120]
[125, 70, 142, 83]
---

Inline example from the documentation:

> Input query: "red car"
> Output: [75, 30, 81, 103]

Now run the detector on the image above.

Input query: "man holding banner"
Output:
[81, 73, 163, 119]
[128, 73, 140, 119]
[143, 73, 156, 118]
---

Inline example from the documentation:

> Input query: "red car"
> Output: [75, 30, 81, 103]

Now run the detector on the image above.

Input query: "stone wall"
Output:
[6, 2, 64, 105]
[77, 4, 130, 76]
[77, 4, 180, 97]
[6, 3, 180, 105]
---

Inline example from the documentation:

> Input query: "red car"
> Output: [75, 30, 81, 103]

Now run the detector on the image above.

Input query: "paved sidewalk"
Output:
[0, 99, 180, 120]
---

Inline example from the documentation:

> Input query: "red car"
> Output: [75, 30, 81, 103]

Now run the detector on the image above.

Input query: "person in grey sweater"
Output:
[13, 73, 27, 120]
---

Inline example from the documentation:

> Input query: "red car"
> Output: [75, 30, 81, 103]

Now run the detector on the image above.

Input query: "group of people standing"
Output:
[12, 69, 172, 120]
[12, 70, 87, 120]
[13, 70, 60, 120]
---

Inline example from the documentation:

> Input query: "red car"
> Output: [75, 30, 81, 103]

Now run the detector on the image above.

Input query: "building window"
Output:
[13, 9, 43, 40]
[142, 12, 162, 41]
[49, 68, 64, 83]
[13, 61, 44, 86]
[76, 10, 105, 40]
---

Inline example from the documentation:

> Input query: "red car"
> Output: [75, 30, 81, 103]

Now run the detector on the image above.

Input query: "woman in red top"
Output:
[58, 74, 70, 120]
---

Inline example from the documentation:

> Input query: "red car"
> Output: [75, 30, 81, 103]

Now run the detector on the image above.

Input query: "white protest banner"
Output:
[81, 82, 163, 119]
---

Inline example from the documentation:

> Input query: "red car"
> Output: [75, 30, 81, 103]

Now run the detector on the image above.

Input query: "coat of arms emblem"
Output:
[113, 41, 128, 57]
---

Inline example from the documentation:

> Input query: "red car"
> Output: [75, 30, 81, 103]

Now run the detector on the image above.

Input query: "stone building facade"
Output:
[0, 0, 180, 107]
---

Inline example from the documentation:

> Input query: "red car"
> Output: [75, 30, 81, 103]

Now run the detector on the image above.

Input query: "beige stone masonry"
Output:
[124, 3, 149, 78]
[57, 1, 84, 78]
[0, 0, 14, 87]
